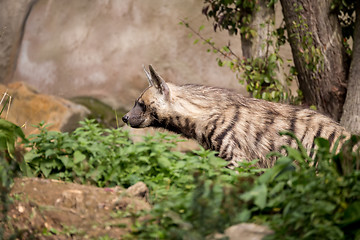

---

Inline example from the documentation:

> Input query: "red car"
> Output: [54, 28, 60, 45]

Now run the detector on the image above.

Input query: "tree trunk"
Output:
[0, 0, 37, 83]
[340, 2, 360, 134]
[241, 2, 288, 94]
[280, 0, 348, 121]
[240, 1, 275, 59]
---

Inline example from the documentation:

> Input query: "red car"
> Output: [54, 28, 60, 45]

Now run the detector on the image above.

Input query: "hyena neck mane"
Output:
[150, 83, 237, 140]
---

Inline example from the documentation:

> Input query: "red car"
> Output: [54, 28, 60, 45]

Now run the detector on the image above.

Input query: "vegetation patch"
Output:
[1, 119, 360, 239]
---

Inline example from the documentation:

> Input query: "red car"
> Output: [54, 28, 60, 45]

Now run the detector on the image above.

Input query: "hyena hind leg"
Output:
[225, 154, 274, 169]
[224, 155, 250, 169]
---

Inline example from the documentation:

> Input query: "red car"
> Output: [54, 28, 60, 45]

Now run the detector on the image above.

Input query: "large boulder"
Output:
[70, 96, 128, 128]
[0, 82, 89, 135]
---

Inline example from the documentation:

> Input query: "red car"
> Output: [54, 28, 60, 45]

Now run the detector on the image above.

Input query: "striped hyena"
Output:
[122, 65, 350, 168]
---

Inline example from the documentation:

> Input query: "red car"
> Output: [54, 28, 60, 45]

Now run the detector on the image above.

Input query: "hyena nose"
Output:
[122, 114, 129, 124]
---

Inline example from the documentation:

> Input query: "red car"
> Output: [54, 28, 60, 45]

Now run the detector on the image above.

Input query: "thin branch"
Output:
[180, 19, 235, 61]
[5, 95, 12, 120]
[226, 41, 242, 61]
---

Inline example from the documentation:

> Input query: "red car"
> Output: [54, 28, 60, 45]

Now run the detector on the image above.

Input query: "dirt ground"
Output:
[4, 177, 151, 239]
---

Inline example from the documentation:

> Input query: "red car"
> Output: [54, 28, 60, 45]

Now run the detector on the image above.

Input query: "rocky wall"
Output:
[12, 0, 246, 110]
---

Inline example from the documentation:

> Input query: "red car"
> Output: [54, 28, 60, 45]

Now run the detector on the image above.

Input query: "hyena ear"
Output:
[148, 65, 170, 99]
[143, 65, 153, 86]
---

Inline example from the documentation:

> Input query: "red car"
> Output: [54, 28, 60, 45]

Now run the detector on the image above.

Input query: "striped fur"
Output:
[122, 65, 351, 168]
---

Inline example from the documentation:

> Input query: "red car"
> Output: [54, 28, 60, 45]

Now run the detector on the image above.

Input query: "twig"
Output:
[0, 91, 10, 117]
[227, 41, 242, 61]
[6, 95, 12, 120]
[180, 19, 234, 61]
[0, 91, 8, 105]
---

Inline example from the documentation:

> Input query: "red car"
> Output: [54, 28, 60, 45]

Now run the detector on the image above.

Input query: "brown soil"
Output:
[4, 177, 151, 239]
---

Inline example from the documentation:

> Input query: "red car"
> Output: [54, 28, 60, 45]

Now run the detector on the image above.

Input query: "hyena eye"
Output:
[137, 101, 146, 111]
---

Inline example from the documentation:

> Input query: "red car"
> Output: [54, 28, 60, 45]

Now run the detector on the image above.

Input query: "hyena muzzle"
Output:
[122, 65, 351, 168]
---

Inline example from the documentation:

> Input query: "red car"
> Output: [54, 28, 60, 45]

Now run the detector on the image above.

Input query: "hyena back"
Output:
[122, 65, 350, 168]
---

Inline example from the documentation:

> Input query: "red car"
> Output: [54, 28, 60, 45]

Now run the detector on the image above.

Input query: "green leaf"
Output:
[45, 149, 56, 158]
[235, 209, 251, 222]
[240, 184, 268, 209]
[40, 162, 52, 178]
[283, 146, 303, 162]
[24, 152, 42, 162]
[19, 160, 34, 177]
[309, 105, 317, 110]
[262, 92, 268, 99]
[249, 29, 257, 37]
[158, 157, 171, 169]
[271, 91, 276, 99]
[73, 151, 86, 164]
[0, 119, 16, 131]
[222, 46, 230, 52]
[258, 157, 293, 184]
[269, 182, 285, 195]
[245, 65, 252, 71]
[59, 155, 72, 168]
[342, 201, 360, 226]
[264, 76, 270, 83]
[209, 157, 228, 168]
[269, 53, 277, 63]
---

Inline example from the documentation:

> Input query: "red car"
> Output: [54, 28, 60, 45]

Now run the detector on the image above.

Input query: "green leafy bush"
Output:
[128, 162, 259, 240]
[23, 120, 360, 239]
[128, 133, 360, 240]
[0, 119, 28, 239]
[258, 134, 360, 240]
[24, 119, 236, 201]
[25, 120, 132, 187]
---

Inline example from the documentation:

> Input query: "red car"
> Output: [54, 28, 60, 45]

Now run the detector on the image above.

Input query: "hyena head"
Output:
[122, 65, 171, 128]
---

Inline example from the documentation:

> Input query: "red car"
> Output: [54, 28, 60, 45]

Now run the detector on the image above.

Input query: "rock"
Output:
[0, 0, 35, 83]
[126, 181, 149, 200]
[55, 189, 85, 210]
[70, 96, 127, 128]
[112, 182, 151, 212]
[0, 82, 90, 135]
[211, 223, 273, 240]
[9, 177, 151, 239]
[12, 0, 247, 110]
[123, 125, 201, 153]
[112, 197, 151, 212]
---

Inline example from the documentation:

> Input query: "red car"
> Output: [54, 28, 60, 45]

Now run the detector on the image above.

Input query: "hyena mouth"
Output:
[128, 120, 144, 128]
[122, 114, 145, 128]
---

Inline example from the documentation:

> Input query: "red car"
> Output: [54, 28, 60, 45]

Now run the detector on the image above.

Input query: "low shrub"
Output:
[128, 133, 360, 240]
[23, 120, 360, 239]
[24, 119, 236, 201]
[0, 119, 28, 239]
